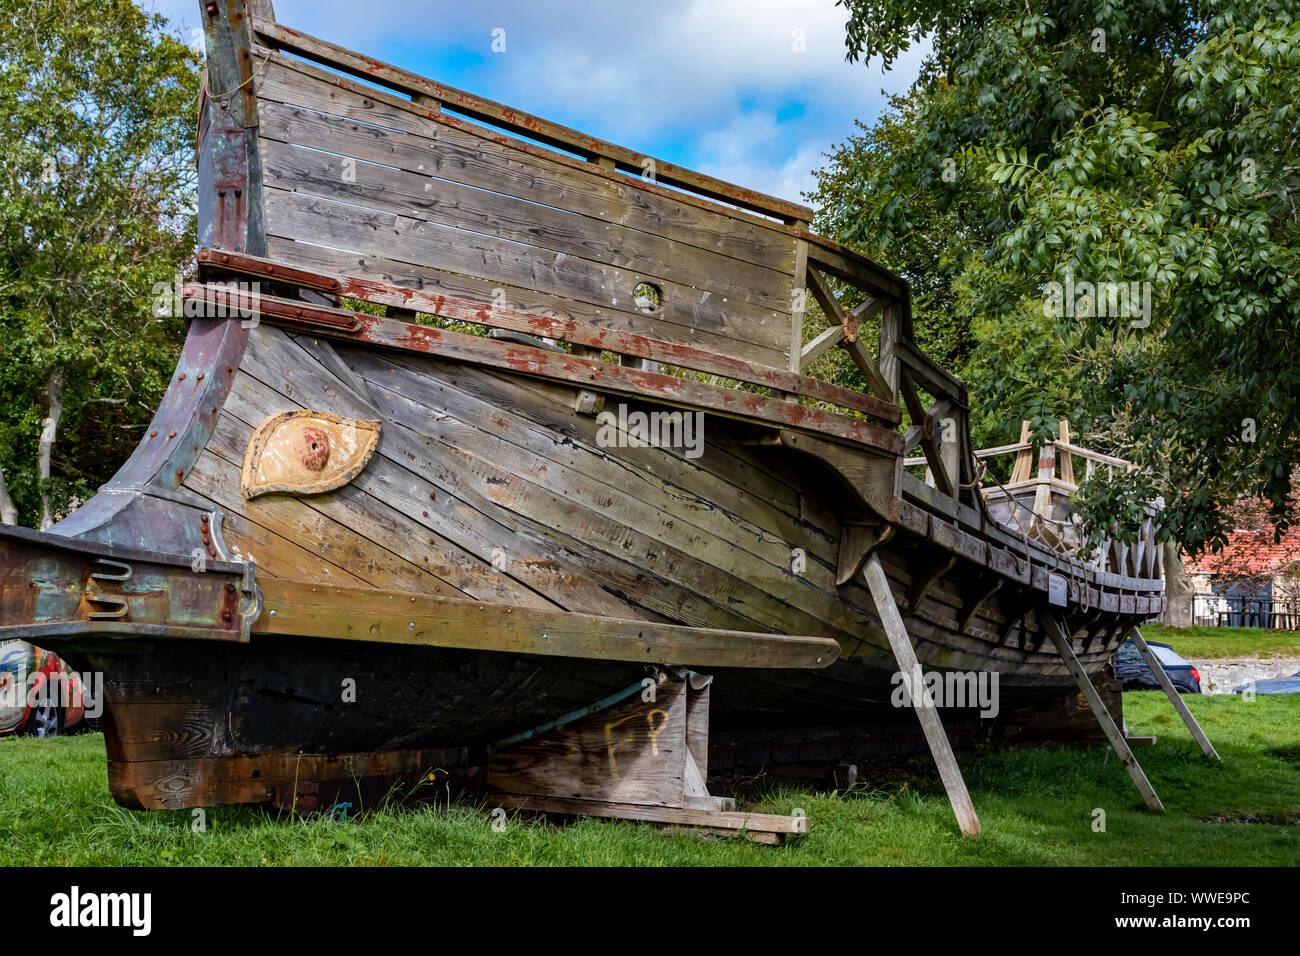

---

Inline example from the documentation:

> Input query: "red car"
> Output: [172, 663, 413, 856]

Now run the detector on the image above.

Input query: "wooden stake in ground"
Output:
[861, 553, 981, 837]
[1043, 613, 1164, 811]
[1129, 626, 1220, 761]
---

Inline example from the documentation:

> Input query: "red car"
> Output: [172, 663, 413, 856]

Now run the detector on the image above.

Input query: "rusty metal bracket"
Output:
[87, 558, 132, 619]
[182, 283, 361, 331]
[239, 557, 261, 641]
[198, 247, 342, 291]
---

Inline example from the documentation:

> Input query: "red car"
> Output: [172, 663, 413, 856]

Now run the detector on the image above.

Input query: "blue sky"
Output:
[142, 0, 927, 207]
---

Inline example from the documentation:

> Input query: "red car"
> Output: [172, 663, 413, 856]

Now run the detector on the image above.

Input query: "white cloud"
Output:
[697, 111, 829, 202]
[140, 0, 928, 207]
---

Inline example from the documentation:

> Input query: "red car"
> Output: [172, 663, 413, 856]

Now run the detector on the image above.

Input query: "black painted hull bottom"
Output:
[67, 635, 1118, 810]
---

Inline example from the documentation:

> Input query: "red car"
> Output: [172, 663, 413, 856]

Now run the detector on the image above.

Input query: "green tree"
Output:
[825, 0, 1300, 553]
[808, 91, 976, 378]
[0, 0, 199, 527]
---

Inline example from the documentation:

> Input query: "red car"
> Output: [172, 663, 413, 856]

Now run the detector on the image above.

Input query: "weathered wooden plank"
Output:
[233, 329, 662, 618]
[195, 250, 899, 422]
[767, 429, 899, 524]
[213, 386, 578, 611]
[265, 238, 788, 369]
[253, 302, 904, 454]
[353, 381, 873, 640]
[485, 792, 810, 835]
[805, 239, 907, 299]
[351, 350, 813, 574]
[248, 0, 277, 21]
[489, 675, 692, 807]
[179, 488, 375, 589]
[191, 444, 477, 600]
[251, 21, 813, 223]
[286, 325, 818, 553]
[255, 579, 841, 669]
[879, 302, 902, 400]
[262, 187, 793, 360]
[901, 472, 982, 527]
[897, 337, 967, 403]
[110, 748, 466, 811]
[204, 357, 619, 617]
[258, 134, 794, 315]
[789, 237, 809, 374]
[437, 361, 819, 534]
[253, 54, 802, 271]
[347, 353, 886, 636]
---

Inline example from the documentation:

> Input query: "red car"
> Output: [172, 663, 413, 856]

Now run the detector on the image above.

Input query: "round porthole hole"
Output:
[633, 282, 663, 315]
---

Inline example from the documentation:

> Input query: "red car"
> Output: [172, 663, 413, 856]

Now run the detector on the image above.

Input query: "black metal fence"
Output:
[1192, 593, 1300, 629]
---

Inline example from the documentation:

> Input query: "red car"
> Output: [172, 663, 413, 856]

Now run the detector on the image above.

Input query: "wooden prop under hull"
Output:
[486, 671, 809, 843]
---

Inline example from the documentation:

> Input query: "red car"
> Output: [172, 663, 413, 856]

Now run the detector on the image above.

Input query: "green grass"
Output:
[1140, 624, 1300, 660]
[2, 693, 1296, 865]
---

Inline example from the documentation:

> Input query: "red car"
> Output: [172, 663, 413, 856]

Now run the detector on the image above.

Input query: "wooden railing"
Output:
[796, 243, 979, 513]
[918, 420, 1163, 580]
[248, 14, 811, 224]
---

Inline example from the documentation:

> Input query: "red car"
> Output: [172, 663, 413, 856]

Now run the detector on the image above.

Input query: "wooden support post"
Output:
[1057, 419, 1075, 485]
[1010, 421, 1034, 483]
[861, 553, 981, 837]
[940, 414, 960, 495]
[485, 671, 809, 842]
[570, 344, 606, 415]
[1129, 626, 1220, 760]
[879, 302, 901, 402]
[900, 369, 956, 498]
[1042, 613, 1164, 810]
[788, 234, 809, 391]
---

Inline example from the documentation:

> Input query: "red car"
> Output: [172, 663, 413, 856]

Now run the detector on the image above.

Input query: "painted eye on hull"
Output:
[240, 410, 381, 499]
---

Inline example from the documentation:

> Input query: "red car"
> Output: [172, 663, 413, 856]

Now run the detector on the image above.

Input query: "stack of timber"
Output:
[0, 0, 1179, 839]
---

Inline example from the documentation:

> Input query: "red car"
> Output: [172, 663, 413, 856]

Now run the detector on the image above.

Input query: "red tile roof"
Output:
[1185, 526, 1300, 578]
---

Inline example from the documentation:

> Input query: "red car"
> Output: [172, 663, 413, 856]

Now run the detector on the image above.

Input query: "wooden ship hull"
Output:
[0, 2, 1170, 832]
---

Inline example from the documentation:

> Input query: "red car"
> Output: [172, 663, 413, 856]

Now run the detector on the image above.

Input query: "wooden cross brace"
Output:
[861, 553, 981, 837]
[1043, 613, 1164, 811]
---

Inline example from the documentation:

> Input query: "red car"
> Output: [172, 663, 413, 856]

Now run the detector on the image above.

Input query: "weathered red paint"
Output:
[326, 311, 905, 454]
[194, 250, 902, 425]
[198, 246, 342, 290]
[182, 283, 358, 330]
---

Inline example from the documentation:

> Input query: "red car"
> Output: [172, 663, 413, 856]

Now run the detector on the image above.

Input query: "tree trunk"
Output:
[0, 463, 18, 524]
[38, 367, 64, 530]
[1163, 540, 1193, 628]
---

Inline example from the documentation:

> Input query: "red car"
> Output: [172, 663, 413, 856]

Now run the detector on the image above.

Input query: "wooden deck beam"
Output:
[187, 261, 902, 426]
[254, 579, 842, 670]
